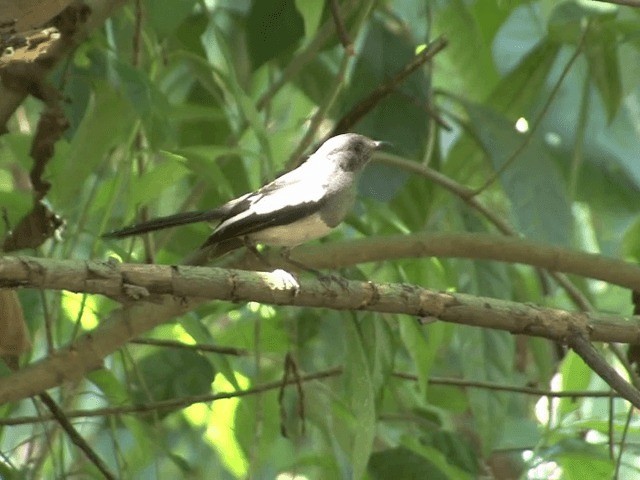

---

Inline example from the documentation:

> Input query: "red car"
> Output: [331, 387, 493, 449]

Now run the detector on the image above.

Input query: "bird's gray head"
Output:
[314, 133, 386, 172]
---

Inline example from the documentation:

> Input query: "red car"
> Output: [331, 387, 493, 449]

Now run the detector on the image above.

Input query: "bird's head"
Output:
[315, 133, 388, 172]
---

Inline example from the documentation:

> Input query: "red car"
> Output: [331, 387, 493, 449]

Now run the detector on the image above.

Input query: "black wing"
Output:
[200, 168, 330, 248]
[103, 209, 227, 238]
[200, 199, 326, 248]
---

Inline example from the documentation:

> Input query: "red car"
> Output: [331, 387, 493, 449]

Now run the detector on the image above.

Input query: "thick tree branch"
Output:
[288, 232, 640, 291]
[377, 152, 593, 310]
[12, 232, 640, 293]
[2, 234, 640, 304]
[0, 249, 640, 405]
[0, 0, 129, 129]
[0, 294, 204, 405]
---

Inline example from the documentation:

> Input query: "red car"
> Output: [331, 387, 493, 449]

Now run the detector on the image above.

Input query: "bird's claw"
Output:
[318, 273, 349, 291]
[266, 269, 300, 296]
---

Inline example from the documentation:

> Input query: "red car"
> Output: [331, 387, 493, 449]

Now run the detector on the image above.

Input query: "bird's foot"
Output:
[267, 268, 300, 296]
[318, 273, 350, 291]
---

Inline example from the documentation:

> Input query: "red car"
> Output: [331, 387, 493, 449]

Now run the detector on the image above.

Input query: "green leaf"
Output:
[145, 0, 199, 37]
[464, 102, 574, 245]
[558, 350, 592, 418]
[131, 156, 191, 205]
[458, 326, 514, 453]
[88, 369, 130, 405]
[489, 40, 561, 117]
[399, 318, 445, 397]
[543, 438, 614, 480]
[547, 2, 617, 44]
[433, 0, 500, 100]
[342, 17, 429, 159]
[52, 83, 137, 209]
[369, 436, 475, 480]
[343, 319, 376, 480]
[402, 436, 475, 480]
[495, 417, 541, 450]
[113, 60, 174, 148]
[294, 0, 325, 38]
[129, 348, 215, 411]
[368, 447, 450, 480]
[528, 336, 560, 387]
[359, 315, 396, 400]
[584, 23, 622, 121]
[246, 0, 304, 69]
[0, 463, 22, 480]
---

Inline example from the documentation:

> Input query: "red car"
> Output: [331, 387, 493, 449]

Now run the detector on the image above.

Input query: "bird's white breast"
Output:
[248, 212, 334, 246]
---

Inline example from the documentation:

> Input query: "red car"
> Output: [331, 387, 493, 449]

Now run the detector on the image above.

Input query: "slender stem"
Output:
[377, 151, 593, 310]
[569, 72, 591, 199]
[286, 52, 353, 168]
[38, 392, 115, 479]
[474, 25, 589, 195]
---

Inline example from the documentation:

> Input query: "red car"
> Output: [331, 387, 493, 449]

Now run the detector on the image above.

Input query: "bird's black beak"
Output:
[373, 140, 393, 150]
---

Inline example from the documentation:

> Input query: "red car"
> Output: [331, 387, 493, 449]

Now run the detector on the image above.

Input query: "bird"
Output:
[103, 133, 386, 264]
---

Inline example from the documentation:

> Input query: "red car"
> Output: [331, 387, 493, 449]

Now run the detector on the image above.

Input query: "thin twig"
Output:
[393, 372, 619, 398]
[3, 366, 630, 428]
[132, 0, 143, 66]
[332, 36, 448, 134]
[396, 90, 451, 132]
[566, 329, 640, 409]
[614, 405, 635, 479]
[38, 392, 115, 479]
[609, 394, 615, 460]
[288, 353, 305, 434]
[278, 353, 305, 436]
[328, 0, 353, 54]
[286, 52, 352, 167]
[473, 24, 589, 195]
[376, 152, 593, 310]
[129, 338, 249, 356]
[0, 367, 343, 426]
[608, 343, 640, 390]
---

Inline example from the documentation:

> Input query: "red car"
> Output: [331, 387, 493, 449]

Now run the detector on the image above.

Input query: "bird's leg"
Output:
[243, 238, 273, 269]
[280, 248, 320, 275]
[245, 242, 300, 293]
[281, 248, 349, 290]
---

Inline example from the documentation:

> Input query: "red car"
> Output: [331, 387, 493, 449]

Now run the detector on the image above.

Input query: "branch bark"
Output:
[0, 246, 639, 405]
[285, 232, 640, 291]
[0, 0, 129, 129]
[11, 231, 640, 295]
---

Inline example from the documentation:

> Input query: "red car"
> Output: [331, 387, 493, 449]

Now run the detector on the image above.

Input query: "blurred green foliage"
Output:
[2, 0, 640, 478]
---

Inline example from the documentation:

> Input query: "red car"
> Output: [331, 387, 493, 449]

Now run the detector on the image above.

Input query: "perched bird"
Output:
[104, 133, 385, 264]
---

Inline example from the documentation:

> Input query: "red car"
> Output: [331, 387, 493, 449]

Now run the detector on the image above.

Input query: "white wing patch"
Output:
[250, 179, 326, 214]
[210, 158, 335, 243]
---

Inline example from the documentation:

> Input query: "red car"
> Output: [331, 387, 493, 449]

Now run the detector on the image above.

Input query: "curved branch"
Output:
[376, 152, 593, 310]
[4, 231, 640, 294]
[291, 232, 640, 291]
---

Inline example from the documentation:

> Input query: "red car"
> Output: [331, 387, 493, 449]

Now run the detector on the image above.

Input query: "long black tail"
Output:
[103, 209, 225, 238]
